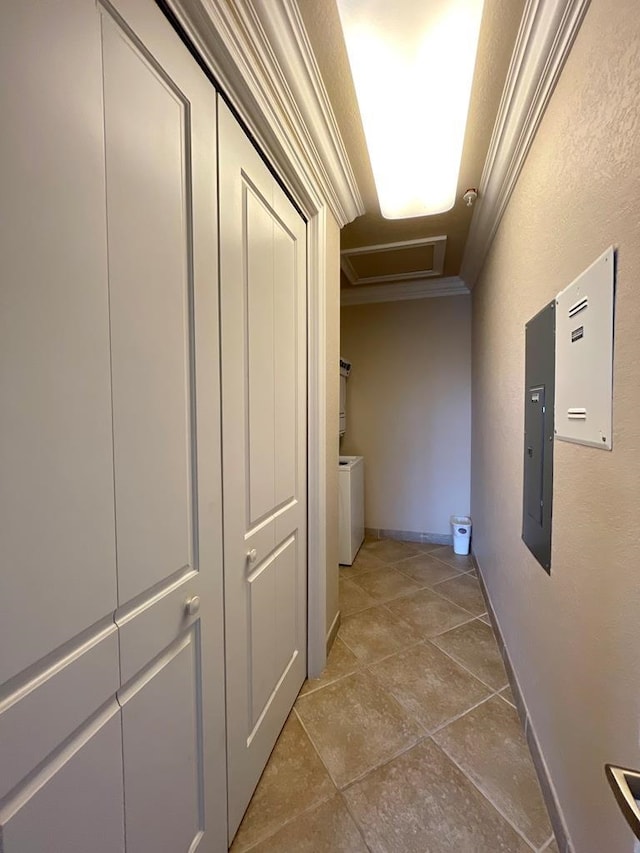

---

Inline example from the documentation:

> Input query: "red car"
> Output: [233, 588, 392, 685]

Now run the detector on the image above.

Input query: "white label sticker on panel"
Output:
[555, 246, 614, 449]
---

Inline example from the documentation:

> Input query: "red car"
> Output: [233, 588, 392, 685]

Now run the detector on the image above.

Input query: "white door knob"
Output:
[248, 548, 257, 563]
[185, 595, 201, 617]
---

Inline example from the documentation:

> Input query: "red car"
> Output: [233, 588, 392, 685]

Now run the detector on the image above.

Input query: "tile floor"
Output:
[231, 538, 558, 853]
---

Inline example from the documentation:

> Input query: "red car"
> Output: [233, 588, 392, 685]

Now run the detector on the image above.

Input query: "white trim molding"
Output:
[341, 236, 447, 286]
[306, 207, 329, 679]
[255, 1, 364, 226]
[166, 0, 364, 228]
[461, 0, 591, 286]
[326, 609, 340, 655]
[341, 276, 469, 306]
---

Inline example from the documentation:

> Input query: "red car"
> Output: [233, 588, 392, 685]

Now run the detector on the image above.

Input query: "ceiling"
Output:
[296, 0, 526, 290]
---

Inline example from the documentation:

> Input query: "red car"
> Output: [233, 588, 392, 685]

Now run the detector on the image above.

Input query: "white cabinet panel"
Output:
[0, 0, 117, 685]
[0, 707, 125, 853]
[102, 10, 195, 605]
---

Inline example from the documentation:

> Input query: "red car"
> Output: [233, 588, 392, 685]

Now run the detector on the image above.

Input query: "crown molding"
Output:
[341, 277, 469, 307]
[165, 0, 364, 226]
[256, 1, 364, 223]
[461, 0, 591, 286]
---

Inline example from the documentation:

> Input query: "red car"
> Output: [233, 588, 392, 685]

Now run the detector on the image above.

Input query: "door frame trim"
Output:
[306, 205, 327, 677]
[164, 0, 362, 678]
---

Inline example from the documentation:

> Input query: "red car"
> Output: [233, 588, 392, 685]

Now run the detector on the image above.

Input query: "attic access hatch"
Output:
[341, 236, 446, 286]
[555, 247, 615, 449]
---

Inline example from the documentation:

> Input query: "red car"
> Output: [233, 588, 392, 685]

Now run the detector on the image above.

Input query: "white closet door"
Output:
[0, 0, 117, 689]
[218, 99, 308, 839]
[0, 2, 125, 848]
[100, 1, 226, 851]
[0, 2, 227, 850]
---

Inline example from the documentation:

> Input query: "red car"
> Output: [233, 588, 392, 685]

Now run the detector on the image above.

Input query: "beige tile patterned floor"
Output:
[231, 541, 557, 853]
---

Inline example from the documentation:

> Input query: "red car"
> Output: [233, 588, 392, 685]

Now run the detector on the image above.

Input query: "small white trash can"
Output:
[451, 516, 472, 555]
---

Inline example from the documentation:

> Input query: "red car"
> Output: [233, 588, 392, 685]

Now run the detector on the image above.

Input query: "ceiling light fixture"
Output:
[336, 0, 485, 219]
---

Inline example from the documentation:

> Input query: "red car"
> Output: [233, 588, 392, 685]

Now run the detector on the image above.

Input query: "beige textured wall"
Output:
[325, 211, 341, 636]
[341, 296, 471, 536]
[471, 2, 640, 851]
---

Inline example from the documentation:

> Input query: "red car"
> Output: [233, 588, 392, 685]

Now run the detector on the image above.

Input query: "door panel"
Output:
[246, 188, 277, 524]
[0, 0, 117, 687]
[0, 2, 124, 842]
[0, 622, 119, 802]
[0, 706, 125, 853]
[274, 224, 298, 506]
[116, 569, 199, 685]
[247, 535, 299, 730]
[219, 99, 307, 838]
[101, 9, 195, 606]
[102, 1, 227, 849]
[119, 629, 203, 853]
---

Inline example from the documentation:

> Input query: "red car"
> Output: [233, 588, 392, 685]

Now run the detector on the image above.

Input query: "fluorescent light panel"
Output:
[337, 0, 484, 219]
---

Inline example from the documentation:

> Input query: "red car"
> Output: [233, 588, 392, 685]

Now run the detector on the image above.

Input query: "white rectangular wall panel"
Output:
[555, 246, 614, 449]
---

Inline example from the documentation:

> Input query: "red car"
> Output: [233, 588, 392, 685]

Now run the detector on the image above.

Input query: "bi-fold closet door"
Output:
[0, 0, 225, 851]
[218, 101, 308, 839]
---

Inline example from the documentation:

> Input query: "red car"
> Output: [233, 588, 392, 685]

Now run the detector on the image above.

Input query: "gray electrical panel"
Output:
[523, 301, 555, 572]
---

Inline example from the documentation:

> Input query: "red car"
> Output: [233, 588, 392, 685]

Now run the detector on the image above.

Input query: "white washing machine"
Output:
[338, 455, 365, 565]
